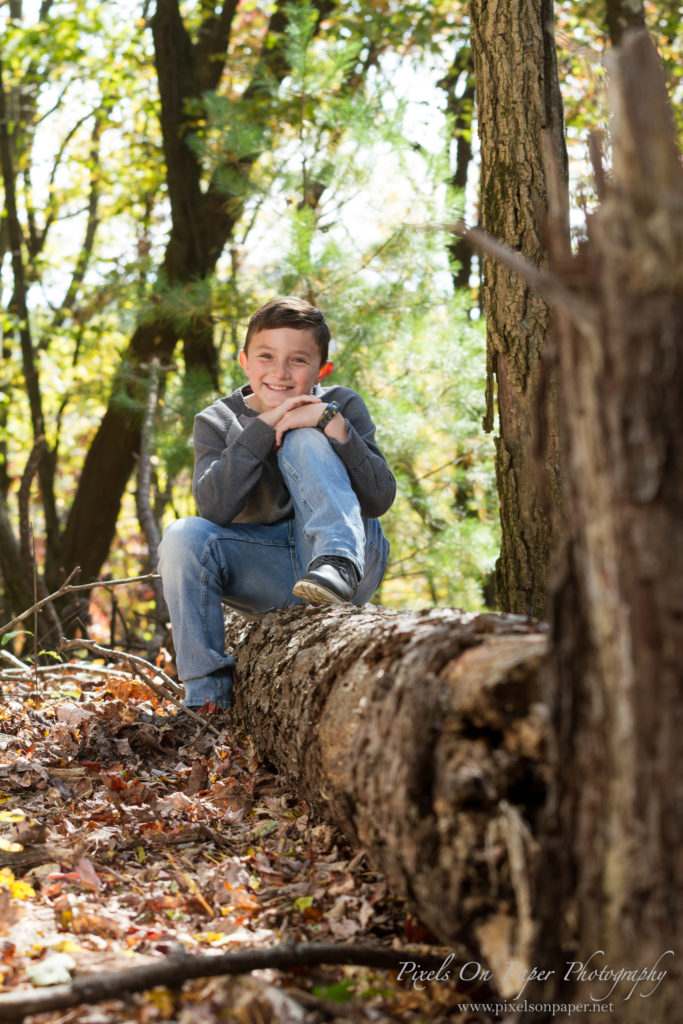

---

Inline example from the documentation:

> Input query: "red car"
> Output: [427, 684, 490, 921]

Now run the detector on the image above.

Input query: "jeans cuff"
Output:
[183, 670, 234, 709]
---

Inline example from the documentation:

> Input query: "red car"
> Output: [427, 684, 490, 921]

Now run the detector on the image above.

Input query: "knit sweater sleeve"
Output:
[192, 404, 277, 526]
[327, 389, 396, 518]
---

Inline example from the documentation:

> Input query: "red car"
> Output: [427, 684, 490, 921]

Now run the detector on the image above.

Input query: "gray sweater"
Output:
[192, 383, 396, 527]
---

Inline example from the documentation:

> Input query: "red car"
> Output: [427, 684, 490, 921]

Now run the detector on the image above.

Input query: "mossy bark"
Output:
[469, 0, 567, 617]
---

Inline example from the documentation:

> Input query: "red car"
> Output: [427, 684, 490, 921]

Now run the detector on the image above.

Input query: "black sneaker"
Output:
[292, 556, 360, 605]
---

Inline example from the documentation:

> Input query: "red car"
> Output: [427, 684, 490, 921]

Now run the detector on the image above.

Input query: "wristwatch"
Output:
[317, 401, 340, 431]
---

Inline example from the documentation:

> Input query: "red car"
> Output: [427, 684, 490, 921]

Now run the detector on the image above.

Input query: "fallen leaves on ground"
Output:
[0, 666, 480, 1023]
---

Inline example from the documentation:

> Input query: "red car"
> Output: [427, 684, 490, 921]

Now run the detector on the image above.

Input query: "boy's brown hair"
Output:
[245, 296, 330, 364]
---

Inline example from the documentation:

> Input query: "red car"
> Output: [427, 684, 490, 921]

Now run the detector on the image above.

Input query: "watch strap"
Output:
[317, 401, 340, 431]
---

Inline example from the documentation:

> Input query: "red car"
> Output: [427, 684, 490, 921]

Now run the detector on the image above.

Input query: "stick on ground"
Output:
[0, 942, 489, 1021]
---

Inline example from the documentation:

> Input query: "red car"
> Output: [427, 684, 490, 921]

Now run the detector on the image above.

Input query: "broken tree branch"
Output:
[430, 219, 598, 330]
[0, 942, 484, 1021]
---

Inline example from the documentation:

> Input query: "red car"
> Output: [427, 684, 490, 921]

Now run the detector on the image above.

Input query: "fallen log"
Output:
[230, 604, 549, 987]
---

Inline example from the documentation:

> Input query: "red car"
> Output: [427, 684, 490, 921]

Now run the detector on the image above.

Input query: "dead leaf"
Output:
[56, 704, 97, 729]
[76, 857, 102, 890]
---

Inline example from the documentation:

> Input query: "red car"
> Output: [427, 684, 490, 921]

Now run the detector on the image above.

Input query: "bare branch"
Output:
[0, 571, 162, 639]
[442, 220, 598, 331]
[0, 943, 460, 1021]
[57, 637, 184, 701]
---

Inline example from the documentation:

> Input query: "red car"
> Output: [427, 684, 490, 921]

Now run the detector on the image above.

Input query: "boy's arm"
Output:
[326, 391, 396, 518]
[192, 411, 276, 526]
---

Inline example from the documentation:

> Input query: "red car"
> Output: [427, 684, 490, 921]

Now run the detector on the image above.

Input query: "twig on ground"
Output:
[0, 649, 30, 671]
[0, 662, 135, 682]
[0, 942, 476, 1021]
[57, 638, 219, 736]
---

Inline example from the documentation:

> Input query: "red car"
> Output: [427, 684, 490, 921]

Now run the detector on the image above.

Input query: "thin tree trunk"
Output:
[533, 31, 683, 1021]
[441, 45, 476, 292]
[0, 53, 60, 568]
[468, 0, 568, 617]
[230, 604, 548, 979]
[605, 0, 646, 45]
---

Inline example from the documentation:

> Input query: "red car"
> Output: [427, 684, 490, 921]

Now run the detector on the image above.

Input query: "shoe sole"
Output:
[292, 578, 347, 605]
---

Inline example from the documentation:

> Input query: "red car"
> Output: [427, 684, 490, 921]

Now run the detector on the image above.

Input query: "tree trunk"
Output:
[230, 604, 548, 979]
[534, 31, 683, 1020]
[468, 0, 568, 617]
[441, 45, 476, 292]
[605, 0, 646, 45]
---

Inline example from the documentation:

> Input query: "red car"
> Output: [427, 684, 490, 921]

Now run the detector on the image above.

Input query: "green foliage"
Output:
[1, 0, 499, 638]
[215, 2, 498, 609]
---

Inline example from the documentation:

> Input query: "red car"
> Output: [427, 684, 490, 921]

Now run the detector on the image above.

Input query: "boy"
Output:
[158, 296, 395, 711]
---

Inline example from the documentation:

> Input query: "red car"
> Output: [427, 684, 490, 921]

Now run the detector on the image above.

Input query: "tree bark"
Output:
[534, 31, 683, 1021]
[468, 0, 568, 617]
[230, 604, 548, 981]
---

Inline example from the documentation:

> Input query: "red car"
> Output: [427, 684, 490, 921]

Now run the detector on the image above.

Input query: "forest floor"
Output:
[0, 663, 486, 1024]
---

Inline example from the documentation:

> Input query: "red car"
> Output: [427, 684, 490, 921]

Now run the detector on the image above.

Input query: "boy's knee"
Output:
[280, 426, 330, 459]
[158, 516, 212, 567]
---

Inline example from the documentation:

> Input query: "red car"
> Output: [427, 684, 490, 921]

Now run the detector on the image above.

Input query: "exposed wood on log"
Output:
[229, 605, 549, 987]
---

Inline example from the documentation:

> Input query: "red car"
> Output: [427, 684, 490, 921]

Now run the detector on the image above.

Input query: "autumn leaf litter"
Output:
[0, 669, 474, 1023]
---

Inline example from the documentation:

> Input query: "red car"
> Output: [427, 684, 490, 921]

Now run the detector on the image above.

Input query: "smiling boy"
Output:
[157, 296, 395, 712]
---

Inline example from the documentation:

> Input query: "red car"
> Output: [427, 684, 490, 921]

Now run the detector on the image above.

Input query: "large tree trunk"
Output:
[468, 0, 567, 617]
[534, 32, 683, 1021]
[231, 604, 548, 981]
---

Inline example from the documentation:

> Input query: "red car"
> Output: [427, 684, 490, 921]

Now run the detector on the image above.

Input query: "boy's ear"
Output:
[317, 361, 334, 381]
[238, 350, 248, 371]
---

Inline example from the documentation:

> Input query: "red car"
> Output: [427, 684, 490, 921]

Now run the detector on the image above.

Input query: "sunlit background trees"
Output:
[1, 1, 680, 648]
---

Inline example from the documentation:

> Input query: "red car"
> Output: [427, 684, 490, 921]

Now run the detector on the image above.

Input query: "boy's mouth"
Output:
[265, 384, 292, 392]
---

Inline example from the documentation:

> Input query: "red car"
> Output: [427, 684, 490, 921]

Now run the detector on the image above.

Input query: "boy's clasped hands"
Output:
[258, 393, 349, 448]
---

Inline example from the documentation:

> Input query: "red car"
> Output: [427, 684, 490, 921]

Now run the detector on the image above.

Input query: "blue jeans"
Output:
[157, 427, 390, 708]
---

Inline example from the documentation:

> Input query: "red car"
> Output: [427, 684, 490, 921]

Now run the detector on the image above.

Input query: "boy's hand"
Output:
[274, 402, 348, 447]
[273, 400, 324, 446]
[258, 394, 321, 429]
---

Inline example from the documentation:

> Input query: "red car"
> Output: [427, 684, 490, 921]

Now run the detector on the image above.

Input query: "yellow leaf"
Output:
[10, 879, 36, 900]
[51, 940, 83, 954]
[0, 809, 25, 822]
[0, 838, 23, 852]
[146, 988, 175, 1015]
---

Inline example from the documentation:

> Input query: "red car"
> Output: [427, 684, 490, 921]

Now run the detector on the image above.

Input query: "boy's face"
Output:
[238, 327, 332, 413]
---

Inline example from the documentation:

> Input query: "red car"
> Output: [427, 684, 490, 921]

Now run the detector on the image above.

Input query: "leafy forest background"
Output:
[1, 0, 681, 652]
